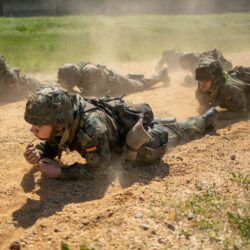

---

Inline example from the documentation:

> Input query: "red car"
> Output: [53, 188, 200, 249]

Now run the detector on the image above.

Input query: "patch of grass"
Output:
[183, 186, 222, 231]
[176, 180, 249, 249]
[230, 172, 250, 192]
[0, 14, 250, 72]
[61, 242, 70, 250]
[61, 242, 96, 250]
[228, 212, 250, 240]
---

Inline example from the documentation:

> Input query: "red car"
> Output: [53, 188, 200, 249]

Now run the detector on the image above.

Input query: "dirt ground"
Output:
[0, 52, 249, 250]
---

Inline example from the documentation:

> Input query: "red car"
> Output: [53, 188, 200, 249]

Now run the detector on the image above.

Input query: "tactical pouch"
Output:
[89, 96, 154, 134]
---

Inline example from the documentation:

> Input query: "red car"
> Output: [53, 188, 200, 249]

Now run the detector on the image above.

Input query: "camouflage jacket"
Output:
[0, 55, 42, 97]
[180, 49, 232, 76]
[196, 75, 250, 118]
[199, 49, 232, 72]
[228, 66, 250, 83]
[0, 55, 18, 91]
[35, 94, 123, 179]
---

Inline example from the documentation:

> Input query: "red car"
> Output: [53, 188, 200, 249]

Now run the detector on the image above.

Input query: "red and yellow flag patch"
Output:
[86, 146, 97, 152]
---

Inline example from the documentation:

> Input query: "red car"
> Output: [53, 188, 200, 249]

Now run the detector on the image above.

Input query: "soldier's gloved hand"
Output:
[24, 144, 41, 165]
[38, 158, 62, 179]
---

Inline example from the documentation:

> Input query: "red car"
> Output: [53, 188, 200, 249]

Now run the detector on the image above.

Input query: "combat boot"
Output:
[202, 107, 218, 129]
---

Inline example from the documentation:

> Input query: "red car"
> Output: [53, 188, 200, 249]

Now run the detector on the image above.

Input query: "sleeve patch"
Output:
[86, 146, 97, 152]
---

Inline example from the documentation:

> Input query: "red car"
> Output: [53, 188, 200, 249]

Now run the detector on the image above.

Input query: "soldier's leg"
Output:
[135, 122, 169, 164]
[128, 67, 170, 87]
[165, 107, 217, 148]
[132, 108, 217, 165]
[165, 116, 206, 148]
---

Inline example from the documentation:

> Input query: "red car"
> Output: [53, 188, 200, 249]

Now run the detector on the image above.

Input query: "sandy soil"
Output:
[0, 52, 249, 250]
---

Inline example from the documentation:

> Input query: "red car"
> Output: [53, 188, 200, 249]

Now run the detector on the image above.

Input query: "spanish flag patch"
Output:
[86, 146, 97, 152]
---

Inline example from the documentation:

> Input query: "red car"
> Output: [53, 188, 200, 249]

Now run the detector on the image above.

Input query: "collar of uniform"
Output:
[58, 94, 85, 151]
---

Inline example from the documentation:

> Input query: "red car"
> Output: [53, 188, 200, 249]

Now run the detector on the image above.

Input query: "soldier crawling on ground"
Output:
[155, 49, 183, 73]
[57, 61, 170, 96]
[156, 48, 232, 85]
[228, 66, 250, 83]
[0, 55, 42, 99]
[23, 86, 217, 179]
[195, 58, 250, 119]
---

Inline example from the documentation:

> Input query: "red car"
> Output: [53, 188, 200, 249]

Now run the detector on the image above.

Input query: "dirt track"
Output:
[0, 52, 249, 249]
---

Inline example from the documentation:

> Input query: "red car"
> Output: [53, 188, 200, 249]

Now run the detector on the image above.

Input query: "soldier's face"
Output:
[30, 125, 53, 140]
[198, 80, 213, 92]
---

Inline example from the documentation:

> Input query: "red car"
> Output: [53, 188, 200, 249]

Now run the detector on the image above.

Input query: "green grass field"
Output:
[0, 13, 250, 72]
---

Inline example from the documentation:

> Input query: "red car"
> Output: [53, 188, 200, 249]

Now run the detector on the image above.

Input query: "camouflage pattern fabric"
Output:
[196, 75, 250, 115]
[228, 66, 250, 83]
[57, 61, 168, 96]
[177, 49, 232, 85]
[0, 54, 42, 98]
[195, 58, 224, 82]
[32, 91, 207, 179]
[135, 117, 205, 164]
[180, 48, 232, 75]
[199, 49, 232, 72]
[179, 52, 200, 74]
[0, 55, 18, 95]
[155, 49, 184, 73]
[25, 86, 76, 126]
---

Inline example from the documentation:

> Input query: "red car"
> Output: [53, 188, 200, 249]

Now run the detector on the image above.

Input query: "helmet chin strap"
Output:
[49, 126, 64, 139]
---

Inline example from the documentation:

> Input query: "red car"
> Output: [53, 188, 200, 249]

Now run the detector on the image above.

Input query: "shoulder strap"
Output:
[83, 102, 99, 113]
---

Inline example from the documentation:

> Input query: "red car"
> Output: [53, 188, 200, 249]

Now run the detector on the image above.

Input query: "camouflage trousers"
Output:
[136, 116, 205, 164]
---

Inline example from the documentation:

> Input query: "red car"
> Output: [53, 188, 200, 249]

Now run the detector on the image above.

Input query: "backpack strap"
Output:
[83, 102, 99, 113]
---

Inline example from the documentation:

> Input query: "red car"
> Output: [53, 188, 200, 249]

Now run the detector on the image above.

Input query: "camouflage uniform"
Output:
[228, 66, 250, 83]
[58, 61, 169, 96]
[156, 48, 232, 77]
[195, 59, 250, 118]
[155, 49, 184, 73]
[24, 87, 208, 180]
[0, 55, 18, 94]
[179, 49, 232, 85]
[180, 48, 232, 74]
[0, 55, 42, 98]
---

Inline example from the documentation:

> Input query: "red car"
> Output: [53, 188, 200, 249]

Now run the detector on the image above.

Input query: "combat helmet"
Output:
[24, 87, 75, 127]
[195, 58, 224, 82]
[57, 64, 81, 88]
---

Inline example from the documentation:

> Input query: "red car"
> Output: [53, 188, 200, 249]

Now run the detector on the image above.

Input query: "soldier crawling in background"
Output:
[155, 48, 232, 85]
[179, 49, 233, 85]
[195, 58, 250, 119]
[228, 66, 250, 83]
[155, 49, 184, 73]
[57, 61, 170, 96]
[0, 55, 42, 99]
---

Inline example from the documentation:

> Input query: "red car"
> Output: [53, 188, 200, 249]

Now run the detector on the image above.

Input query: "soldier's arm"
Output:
[218, 87, 249, 119]
[225, 86, 248, 112]
[60, 111, 113, 180]
[60, 133, 112, 180]
[155, 51, 167, 72]
[195, 89, 211, 113]
[217, 110, 249, 120]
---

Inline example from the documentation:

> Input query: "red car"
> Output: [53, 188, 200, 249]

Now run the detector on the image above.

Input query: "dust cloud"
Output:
[64, 0, 250, 15]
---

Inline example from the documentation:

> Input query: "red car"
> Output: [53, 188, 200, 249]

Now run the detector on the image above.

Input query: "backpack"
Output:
[85, 96, 154, 136]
